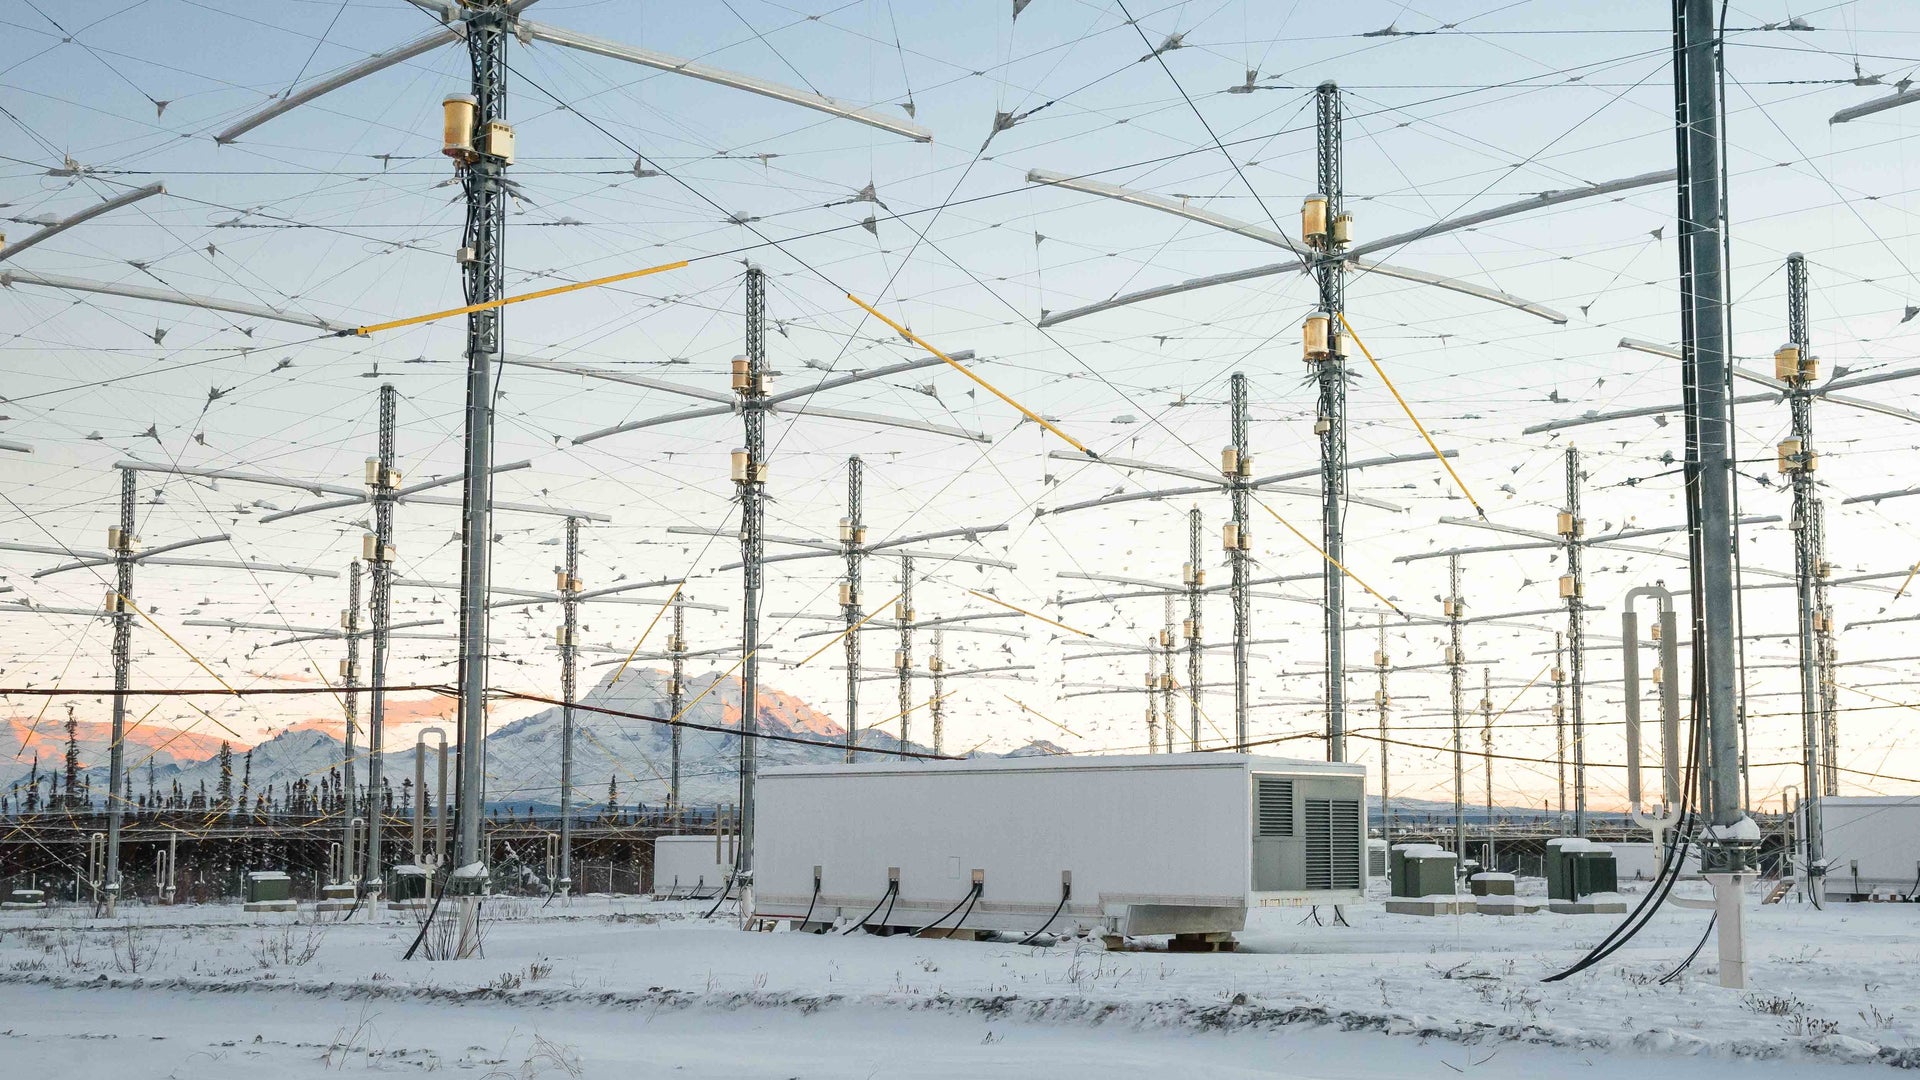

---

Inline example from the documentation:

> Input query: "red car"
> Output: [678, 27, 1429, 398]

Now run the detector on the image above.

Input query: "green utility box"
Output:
[390, 865, 430, 902]
[1390, 843, 1459, 898]
[244, 871, 292, 904]
[1546, 839, 1618, 902]
[1469, 872, 1515, 897]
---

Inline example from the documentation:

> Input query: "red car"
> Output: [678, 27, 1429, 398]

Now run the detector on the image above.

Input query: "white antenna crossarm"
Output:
[0, 269, 350, 332]
[0, 184, 165, 265]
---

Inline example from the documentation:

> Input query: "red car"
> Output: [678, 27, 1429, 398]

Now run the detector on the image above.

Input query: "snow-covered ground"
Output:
[1, 886, 1915, 1077]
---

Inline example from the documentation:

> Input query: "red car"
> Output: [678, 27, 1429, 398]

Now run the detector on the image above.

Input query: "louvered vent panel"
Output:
[1255, 778, 1294, 837]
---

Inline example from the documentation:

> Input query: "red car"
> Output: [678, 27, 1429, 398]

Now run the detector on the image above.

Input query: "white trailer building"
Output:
[652, 833, 736, 899]
[753, 754, 1367, 943]
[1820, 796, 1920, 901]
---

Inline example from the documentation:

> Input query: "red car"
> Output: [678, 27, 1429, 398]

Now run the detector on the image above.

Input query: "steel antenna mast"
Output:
[555, 515, 580, 896]
[1225, 375, 1254, 749]
[362, 383, 398, 908]
[1187, 505, 1204, 750]
[1162, 595, 1179, 752]
[929, 629, 948, 755]
[340, 562, 362, 895]
[1480, 667, 1495, 871]
[105, 468, 135, 916]
[1311, 81, 1352, 764]
[1447, 555, 1466, 868]
[1813, 499, 1837, 796]
[1781, 252, 1827, 873]
[1553, 632, 1568, 822]
[895, 555, 914, 758]
[669, 593, 687, 807]
[1560, 446, 1589, 834]
[1374, 616, 1391, 841]
[1144, 648, 1161, 753]
[842, 456, 864, 761]
[446, 3, 511, 943]
[736, 264, 770, 924]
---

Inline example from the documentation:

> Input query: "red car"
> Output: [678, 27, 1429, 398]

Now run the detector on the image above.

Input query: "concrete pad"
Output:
[1384, 897, 1474, 916]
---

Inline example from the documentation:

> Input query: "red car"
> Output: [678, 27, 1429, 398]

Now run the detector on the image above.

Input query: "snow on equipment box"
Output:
[1820, 796, 1920, 901]
[753, 754, 1366, 940]
[653, 834, 736, 899]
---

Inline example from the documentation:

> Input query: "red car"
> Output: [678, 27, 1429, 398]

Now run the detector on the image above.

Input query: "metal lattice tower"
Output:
[1313, 81, 1352, 764]
[1375, 617, 1392, 840]
[1145, 648, 1161, 753]
[1162, 595, 1178, 753]
[363, 383, 397, 902]
[842, 456, 864, 762]
[896, 555, 915, 757]
[1814, 499, 1838, 796]
[1185, 505, 1204, 750]
[103, 467, 135, 914]
[1447, 555, 1466, 865]
[556, 516, 580, 895]
[341, 561, 362, 886]
[1562, 446, 1588, 835]
[929, 629, 947, 756]
[1226, 373, 1252, 749]
[669, 593, 687, 807]
[736, 265, 769, 920]
[1784, 253, 1828, 838]
[451, 4, 510, 896]
[1480, 667, 1495, 871]
[1553, 632, 1568, 821]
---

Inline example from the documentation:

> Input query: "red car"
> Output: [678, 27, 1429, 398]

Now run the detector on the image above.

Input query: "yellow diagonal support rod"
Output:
[1255, 501, 1405, 618]
[794, 591, 902, 668]
[347, 259, 689, 337]
[117, 593, 240, 696]
[1003, 694, 1082, 739]
[1490, 663, 1551, 725]
[1893, 560, 1919, 602]
[871, 690, 955, 732]
[964, 589, 1090, 637]
[1338, 312, 1484, 517]
[846, 293, 1094, 456]
[611, 581, 683, 686]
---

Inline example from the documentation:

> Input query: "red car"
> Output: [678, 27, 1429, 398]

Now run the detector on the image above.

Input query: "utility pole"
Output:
[1447, 555, 1466, 869]
[1374, 617, 1391, 841]
[1553, 633, 1568, 822]
[1224, 375, 1253, 750]
[103, 468, 134, 916]
[929, 629, 947, 755]
[735, 265, 770, 925]
[668, 593, 687, 807]
[1309, 80, 1352, 764]
[1559, 446, 1588, 835]
[1678, 0, 1757, 987]
[1185, 505, 1204, 750]
[1480, 667, 1495, 872]
[896, 555, 915, 758]
[341, 562, 362, 891]
[1161, 596, 1179, 753]
[448, 3, 511, 929]
[841, 456, 864, 762]
[555, 516, 579, 896]
[362, 383, 398, 908]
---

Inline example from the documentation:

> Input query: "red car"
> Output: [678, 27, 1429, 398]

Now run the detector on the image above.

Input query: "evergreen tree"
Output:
[146, 757, 157, 805]
[237, 748, 253, 815]
[215, 741, 234, 810]
[25, 756, 39, 812]
[61, 704, 81, 807]
[605, 774, 618, 819]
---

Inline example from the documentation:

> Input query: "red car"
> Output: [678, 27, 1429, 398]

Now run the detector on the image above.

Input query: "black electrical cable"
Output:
[797, 876, 822, 933]
[912, 882, 981, 938]
[401, 862, 455, 961]
[841, 880, 897, 935]
[1660, 912, 1716, 985]
[700, 870, 737, 919]
[1904, 866, 1919, 903]
[1016, 879, 1072, 946]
